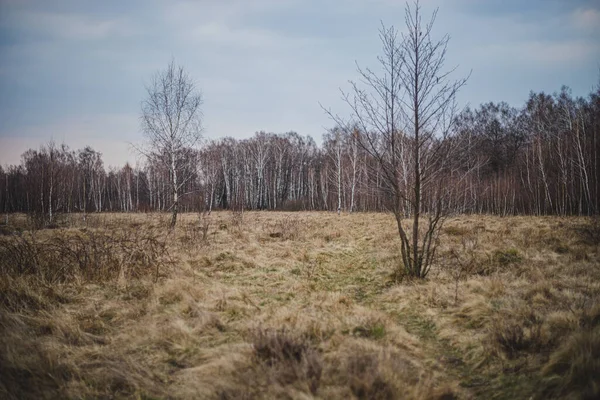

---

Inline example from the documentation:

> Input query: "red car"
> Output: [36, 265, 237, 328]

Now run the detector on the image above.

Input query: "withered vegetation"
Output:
[0, 212, 598, 399]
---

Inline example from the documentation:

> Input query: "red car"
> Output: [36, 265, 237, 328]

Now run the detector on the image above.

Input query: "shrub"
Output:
[266, 215, 303, 241]
[493, 248, 522, 266]
[489, 312, 547, 359]
[0, 227, 171, 284]
[252, 328, 322, 395]
[179, 216, 211, 250]
[346, 353, 396, 400]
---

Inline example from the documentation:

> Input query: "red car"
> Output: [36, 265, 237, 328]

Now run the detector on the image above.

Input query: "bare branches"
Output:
[140, 60, 203, 228]
[141, 61, 203, 156]
[324, 0, 470, 278]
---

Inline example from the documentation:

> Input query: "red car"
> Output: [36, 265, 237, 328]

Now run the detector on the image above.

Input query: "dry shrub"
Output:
[490, 318, 543, 359]
[179, 215, 211, 250]
[252, 328, 322, 395]
[266, 215, 304, 241]
[0, 227, 171, 283]
[345, 353, 397, 400]
[0, 234, 45, 276]
[486, 305, 551, 360]
[493, 248, 522, 266]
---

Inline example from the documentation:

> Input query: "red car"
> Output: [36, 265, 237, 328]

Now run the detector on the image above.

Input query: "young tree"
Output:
[346, 126, 360, 213]
[78, 146, 104, 216]
[200, 141, 221, 214]
[323, 127, 344, 214]
[140, 60, 203, 227]
[327, 0, 469, 278]
[2, 166, 7, 224]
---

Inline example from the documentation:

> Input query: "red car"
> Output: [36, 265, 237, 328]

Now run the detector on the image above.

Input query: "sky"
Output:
[0, 0, 599, 167]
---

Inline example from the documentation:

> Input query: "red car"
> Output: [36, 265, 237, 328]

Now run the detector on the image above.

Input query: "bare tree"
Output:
[396, 2, 471, 277]
[325, 1, 470, 278]
[3, 167, 8, 225]
[140, 60, 203, 227]
[346, 126, 360, 213]
[324, 127, 344, 214]
[200, 141, 221, 214]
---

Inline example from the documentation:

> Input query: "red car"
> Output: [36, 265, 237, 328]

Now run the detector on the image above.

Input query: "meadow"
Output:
[1, 211, 599, 399]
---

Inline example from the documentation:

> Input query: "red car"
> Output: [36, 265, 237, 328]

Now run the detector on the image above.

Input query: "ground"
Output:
[1, 211, 599, 399]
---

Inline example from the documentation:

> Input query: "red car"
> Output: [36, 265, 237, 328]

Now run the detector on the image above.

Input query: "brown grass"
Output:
[0, 212, 598, 399]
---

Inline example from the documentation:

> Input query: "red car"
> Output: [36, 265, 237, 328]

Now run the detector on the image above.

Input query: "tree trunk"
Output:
[171, 155, 178, 228]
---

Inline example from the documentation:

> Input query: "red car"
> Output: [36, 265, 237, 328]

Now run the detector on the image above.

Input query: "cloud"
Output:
[8, 10, 140, 41]
[165, 0, 298, 23]
[478, 40, 598, 67]
[572, 7, 600, 32]
[1, 0, 599, 166]
[190, 22, 285, 48]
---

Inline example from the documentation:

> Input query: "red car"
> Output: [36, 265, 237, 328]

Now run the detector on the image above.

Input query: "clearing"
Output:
[1, 212, 599, 399]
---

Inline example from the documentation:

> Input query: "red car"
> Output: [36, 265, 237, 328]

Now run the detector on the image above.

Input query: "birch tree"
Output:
[323, 127, 344, 213]
[327, 1, 469, 278]
[141, 60, 203, 227]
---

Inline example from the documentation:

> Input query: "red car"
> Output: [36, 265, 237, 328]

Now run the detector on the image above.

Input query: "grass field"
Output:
[1, 211, 599, 399]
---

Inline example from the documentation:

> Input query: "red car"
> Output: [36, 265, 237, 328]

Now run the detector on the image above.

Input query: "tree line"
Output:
[1, 81, 598, 220]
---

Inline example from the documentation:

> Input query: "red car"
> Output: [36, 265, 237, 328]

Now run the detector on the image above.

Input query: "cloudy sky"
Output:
[1, 0, 599, 167]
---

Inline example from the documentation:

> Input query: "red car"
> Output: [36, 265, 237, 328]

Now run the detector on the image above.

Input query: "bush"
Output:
[179, 215, 211, 250]
[252, 328, 322, 395]
[266, 215, 303, 241]
[346, 353, 396, 400]
[493, 248, 522, 266]
[0, 226, 171, 283]
[489, 311, 548, 359]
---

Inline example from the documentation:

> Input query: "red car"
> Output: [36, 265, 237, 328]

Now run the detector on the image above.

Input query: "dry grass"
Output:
[0, 212, 598, 399]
